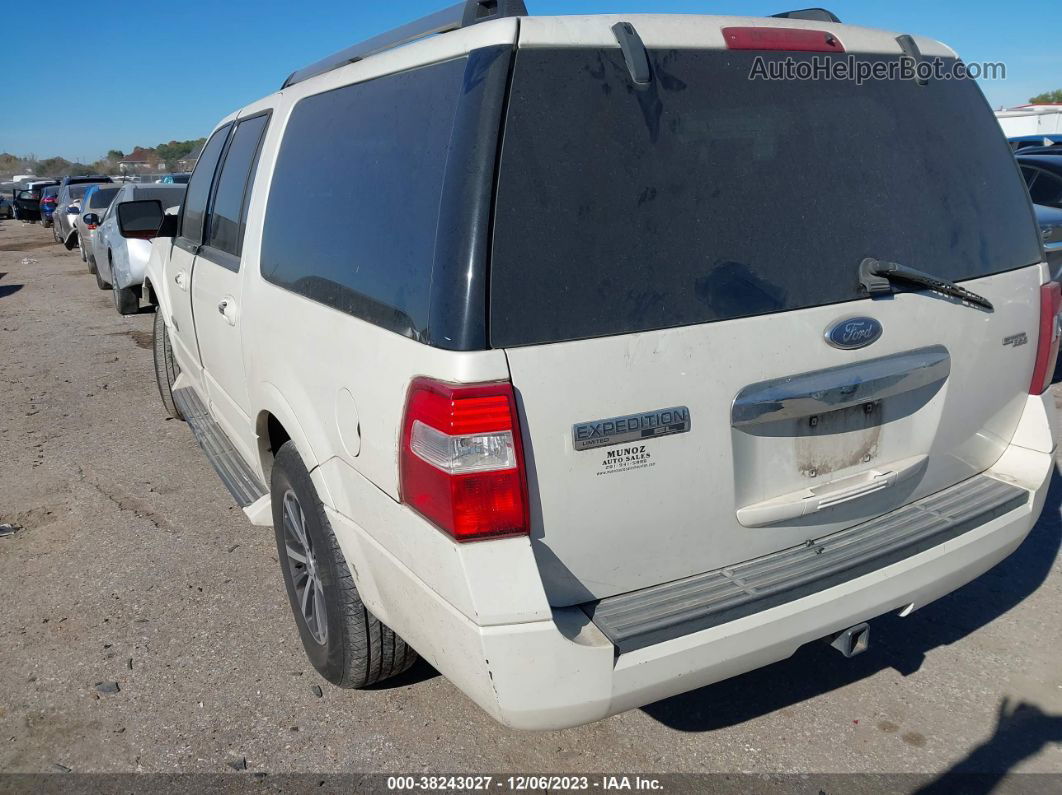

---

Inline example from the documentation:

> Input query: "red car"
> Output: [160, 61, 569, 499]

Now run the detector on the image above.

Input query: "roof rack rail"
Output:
[771, 8, 841, 23]
[281, 0, 527, 89]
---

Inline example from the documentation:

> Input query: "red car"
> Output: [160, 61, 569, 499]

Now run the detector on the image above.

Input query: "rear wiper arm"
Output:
[859, 258, 994, 311]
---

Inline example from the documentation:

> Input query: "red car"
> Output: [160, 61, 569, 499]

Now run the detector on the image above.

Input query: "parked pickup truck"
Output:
[142, 2, 1058, 730]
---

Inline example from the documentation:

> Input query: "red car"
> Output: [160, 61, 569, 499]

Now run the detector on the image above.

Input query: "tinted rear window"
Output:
[134, 187, 186, 205]
[261, 58, 465, 338]
[88, 187, 120, 208]
[490, 49, 1041, 347]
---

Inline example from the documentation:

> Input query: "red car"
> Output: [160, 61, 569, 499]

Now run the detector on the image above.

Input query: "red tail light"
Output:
[86, 224, 97, 230]
[1030, 282, 1062, 395]
[400, 378, 529, 542]
[723, 27, 844, 53]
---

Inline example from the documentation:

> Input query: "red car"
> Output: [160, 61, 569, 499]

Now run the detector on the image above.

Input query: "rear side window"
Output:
[261, 58, 465, 339]
[491, 49, 1042, 347]
[208, 113, 270, 258]
[88, 187, 120, 209]
[1024, 167, 1062, 208]
[180, 124, 231, 244]
[133, 187, 186, 206]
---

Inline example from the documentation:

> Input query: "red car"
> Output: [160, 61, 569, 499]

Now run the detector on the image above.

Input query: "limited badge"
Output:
[572, 406, 691, 452]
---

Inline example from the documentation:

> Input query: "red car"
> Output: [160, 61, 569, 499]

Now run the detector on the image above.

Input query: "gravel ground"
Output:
[0, 217, 1060, 780]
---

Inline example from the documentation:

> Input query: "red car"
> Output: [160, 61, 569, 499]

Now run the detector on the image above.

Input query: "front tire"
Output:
[152, 310, 183, 421]
[271, 441, 417, 688]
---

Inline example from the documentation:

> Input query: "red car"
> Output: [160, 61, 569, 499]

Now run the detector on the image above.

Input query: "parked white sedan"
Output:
[90, 183, 185, 314]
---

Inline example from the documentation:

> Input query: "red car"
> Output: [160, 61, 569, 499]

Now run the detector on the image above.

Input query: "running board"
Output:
[172, 387, 267, 508]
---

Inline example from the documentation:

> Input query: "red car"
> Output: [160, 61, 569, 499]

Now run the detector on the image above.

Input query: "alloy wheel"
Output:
[282, 490, 328, 645]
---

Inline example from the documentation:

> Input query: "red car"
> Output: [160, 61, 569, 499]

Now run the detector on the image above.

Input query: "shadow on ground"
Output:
[915, 699, 1062, 792]
[641, 471, 1062, 733]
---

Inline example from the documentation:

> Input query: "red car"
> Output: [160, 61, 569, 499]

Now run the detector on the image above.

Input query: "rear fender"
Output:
[253, 383, 332, 506]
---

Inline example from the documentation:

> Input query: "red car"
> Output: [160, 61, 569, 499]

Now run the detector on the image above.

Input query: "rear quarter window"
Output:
[260, 58, 466, 339]
[89, 188, 120, 208]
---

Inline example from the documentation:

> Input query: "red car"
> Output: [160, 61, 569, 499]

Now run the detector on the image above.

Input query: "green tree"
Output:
[107, 149, 124, 160]
[36, 157, 72, 177]
[154, 138, 206, 170]
[1029, 89, 1062, 104]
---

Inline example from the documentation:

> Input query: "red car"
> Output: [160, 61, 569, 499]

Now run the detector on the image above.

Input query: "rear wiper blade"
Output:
[858, 258, 994, 311]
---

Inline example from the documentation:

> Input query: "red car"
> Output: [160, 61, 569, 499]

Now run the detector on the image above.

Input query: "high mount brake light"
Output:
[1030, 282, 1062, 395]
[722, 26, 845, 53]
[400, 378, 530, 542]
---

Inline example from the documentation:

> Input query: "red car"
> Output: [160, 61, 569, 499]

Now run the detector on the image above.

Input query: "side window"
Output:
[1028, 170, 1062, 208]
[261, 58, 465, 339]
[206, 113, 270, 260]
[180, 124, 232, 245]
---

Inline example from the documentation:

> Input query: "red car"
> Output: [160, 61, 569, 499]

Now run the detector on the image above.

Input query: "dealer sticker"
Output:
[597, 445, 655, 477]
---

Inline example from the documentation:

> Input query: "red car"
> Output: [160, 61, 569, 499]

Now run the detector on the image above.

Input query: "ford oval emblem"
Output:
[825, 317, 883, 350]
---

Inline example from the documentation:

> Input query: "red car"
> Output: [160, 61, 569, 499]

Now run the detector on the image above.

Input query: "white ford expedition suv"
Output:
[140, 2, 1058, 729]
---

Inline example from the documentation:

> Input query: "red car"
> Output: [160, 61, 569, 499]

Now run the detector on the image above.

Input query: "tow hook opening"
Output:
[826, 622, 870, 658]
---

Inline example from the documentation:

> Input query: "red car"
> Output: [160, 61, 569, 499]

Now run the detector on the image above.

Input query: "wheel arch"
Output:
[254, 384, 328, 502]
[142, 276, 159, 307]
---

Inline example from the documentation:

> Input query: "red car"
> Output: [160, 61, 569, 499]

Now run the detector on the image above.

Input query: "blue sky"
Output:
[1, 0, 1058, 161]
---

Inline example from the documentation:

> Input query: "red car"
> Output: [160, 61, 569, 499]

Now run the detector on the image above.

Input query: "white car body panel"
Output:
[147, 13, 1057, 728]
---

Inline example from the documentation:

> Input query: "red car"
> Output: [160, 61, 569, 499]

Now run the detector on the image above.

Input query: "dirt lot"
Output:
[1, 217, 1061, 780]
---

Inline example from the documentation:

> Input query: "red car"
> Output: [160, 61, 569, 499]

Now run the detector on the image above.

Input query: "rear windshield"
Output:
[490, 49, 1042, 347]
[134, 186, 186, 206]
[88, 187, 120, 208]
[68, 185, 94, 200]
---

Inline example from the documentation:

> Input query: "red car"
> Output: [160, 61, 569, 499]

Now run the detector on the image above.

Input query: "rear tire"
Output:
[113, 283, 138, 315]
[152, 310, 183, 421]
[94, 265, 110, 290]
[271, 441, 417, 688]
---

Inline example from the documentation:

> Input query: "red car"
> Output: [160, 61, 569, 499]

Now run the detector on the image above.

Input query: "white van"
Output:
[135, 2, 1058, 729]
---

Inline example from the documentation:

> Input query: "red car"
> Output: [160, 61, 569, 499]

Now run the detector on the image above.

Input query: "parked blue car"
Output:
[38, 185, 59, 227]
[1008, 134, 1062, 151]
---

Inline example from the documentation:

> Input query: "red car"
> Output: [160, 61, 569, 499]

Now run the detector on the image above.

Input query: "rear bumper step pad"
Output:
[584, 475, 1028, 654]
[172, 387, 267, 508]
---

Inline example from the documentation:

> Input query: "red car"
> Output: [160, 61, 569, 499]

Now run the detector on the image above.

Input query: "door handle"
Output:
[736, 454, 928, 528]
[217, 297, 238, 326]
[174, 271, 187, 290]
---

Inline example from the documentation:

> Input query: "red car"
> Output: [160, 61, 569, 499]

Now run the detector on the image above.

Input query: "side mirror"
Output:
[68, 205, 81, 215]
[82, 213, 100, 227]
[116, 200, 164, 240]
